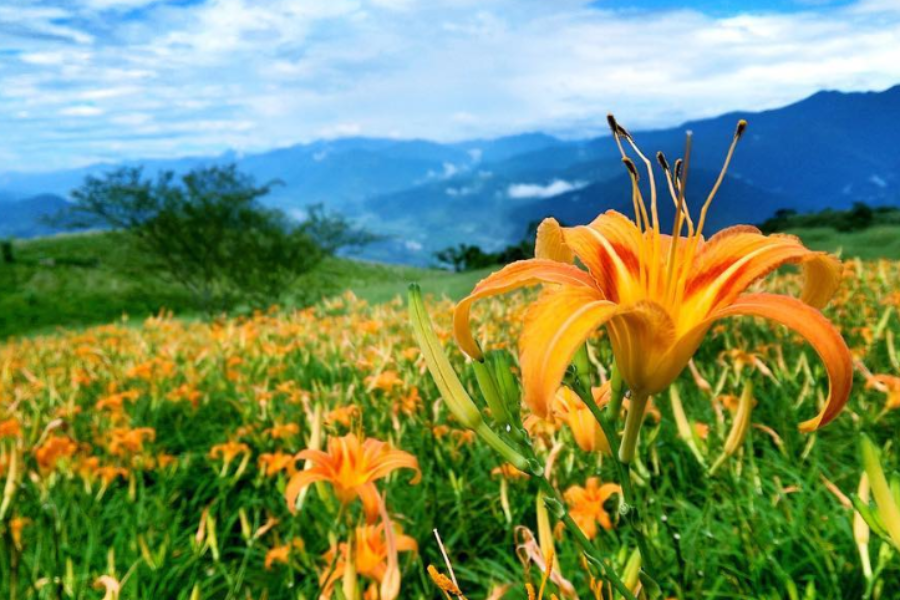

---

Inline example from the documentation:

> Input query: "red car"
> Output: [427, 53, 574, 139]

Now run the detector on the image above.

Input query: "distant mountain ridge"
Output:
[2, 85, 898, 264]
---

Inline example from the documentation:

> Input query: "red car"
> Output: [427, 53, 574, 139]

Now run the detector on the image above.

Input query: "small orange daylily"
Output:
[258, 451, 298, 477]
[265, 539, 304, 570]
[0, 418, 21, 439]
[320, 523, 418, 600]
[564, 477, 622, 540]
[453, 118, 851, 445]
[208, 440, 250, 468]
[34, 435, 80, 471]
[285, 433, 420, 520]
[866, 374, 900, 410]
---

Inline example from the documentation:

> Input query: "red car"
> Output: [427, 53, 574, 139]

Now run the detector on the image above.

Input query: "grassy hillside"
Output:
[786, 225, 900, 260]
[0, 232, 488, 339]
[2, 225, 898, 339]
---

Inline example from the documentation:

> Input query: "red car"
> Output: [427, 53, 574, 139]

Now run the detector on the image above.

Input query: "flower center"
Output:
[606, 115, 747, 325]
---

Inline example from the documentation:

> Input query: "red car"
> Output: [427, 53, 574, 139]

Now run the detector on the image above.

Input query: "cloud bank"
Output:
[508, 180, 587, 199]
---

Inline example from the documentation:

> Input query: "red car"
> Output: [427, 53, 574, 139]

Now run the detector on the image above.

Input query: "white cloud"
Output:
[317, 122, 363, 138]
[0, 0, 899, 170]
[507, 179, 587, 199]
[59, 105, 105, 117]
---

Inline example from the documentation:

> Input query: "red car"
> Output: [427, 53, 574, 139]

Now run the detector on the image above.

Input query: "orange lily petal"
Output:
[561, 210, 642, 303]
[606, 300, 677, 396]
[685, 227, 842, 314]
[365, 446, 421, 485]
[285, 470, 328, 514]
[518, 286, 617, 418]
[711, 293, 852, 432]
[356, 482, 383, 522]
[453, 259, 600, 359]
[535, 217, 574, 263]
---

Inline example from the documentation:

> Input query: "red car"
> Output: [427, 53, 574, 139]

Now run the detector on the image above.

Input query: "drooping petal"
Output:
[518, 286, 618, 418]
[535, 217, 574, 263]
[453, 259, 600, 359]
[709, 293, 852, 432]
[394, 534, 419, 553]
[285, 469, 329, 514]
[684, 227, 842, 316]
[379, 500, 402, 600]
[356, 482, 382, 523]
[561, 210, 643, 303]
[598, 482, 622, 504]
[364, 447, 421, 485]
[294, 448, 334, 468]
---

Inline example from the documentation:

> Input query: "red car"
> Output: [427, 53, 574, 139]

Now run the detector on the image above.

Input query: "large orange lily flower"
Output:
[285, 433, 420, 520]
[453, 118, 851, 450]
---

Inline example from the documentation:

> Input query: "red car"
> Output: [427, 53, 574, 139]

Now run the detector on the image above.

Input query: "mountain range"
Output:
[1, 85, 898, 265]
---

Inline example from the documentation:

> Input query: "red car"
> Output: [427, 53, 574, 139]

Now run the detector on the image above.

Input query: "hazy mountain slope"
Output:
[2, 85, 898, 266]
[0, 194, 71, 238]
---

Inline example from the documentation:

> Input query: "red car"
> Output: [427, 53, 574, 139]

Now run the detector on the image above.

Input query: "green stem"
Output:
[533, 475, 638, 600]
[619, 393, 648, 464]
[608, 364, 625, 421]
[571, 365, 659, 582]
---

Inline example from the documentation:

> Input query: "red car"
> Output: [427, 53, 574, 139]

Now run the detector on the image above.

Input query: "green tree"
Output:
[301, 203, 381, 255]
[66, 164, 328, 313]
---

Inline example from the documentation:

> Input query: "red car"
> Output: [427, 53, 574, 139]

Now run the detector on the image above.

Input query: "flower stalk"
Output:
[618, 393, 648, 464]
[409, 284, 528, 472]
[709, 381, 754, 475]
[859, 434, 900, 550]
[569, 357, 659, 585]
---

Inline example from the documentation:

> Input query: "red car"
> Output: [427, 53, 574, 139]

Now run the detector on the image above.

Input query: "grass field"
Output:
[3, 226, 899, 340]
[2, 226, 900, 599]
[785, 226, 900, 261]
[0, 232, 491, 340]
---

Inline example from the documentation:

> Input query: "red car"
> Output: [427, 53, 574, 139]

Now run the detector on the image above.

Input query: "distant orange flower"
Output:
[394, 387, 422, 416]
[10, 517, 30, 549]
[366, 370, 403, 393]
[491, 463, 529, 481]
[326, 405, 360, 427]
[167, 383, 202, 407]
[208, 440, 251, 468]
[0, 418, 21, 439]
[265, 423, 301, 440]
[108, 427, 155, 457]
[320, 523, 417, 598]
[96, 465, 129, 486]
[564, 477, 621, 540]
[258, 451, 297, 477]
[34, 435, 79, 471]
[285, 433, 420, 520]
[265, 539, 304, 570]
[867, 375, 900, 410]
[693, 422, 710, 440]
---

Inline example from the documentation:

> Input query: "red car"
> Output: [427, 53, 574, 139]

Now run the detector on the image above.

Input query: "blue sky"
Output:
[0, 0, 898, 171]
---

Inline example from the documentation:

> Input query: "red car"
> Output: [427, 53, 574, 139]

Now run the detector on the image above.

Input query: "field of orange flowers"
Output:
[1, 255, 900, 600]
